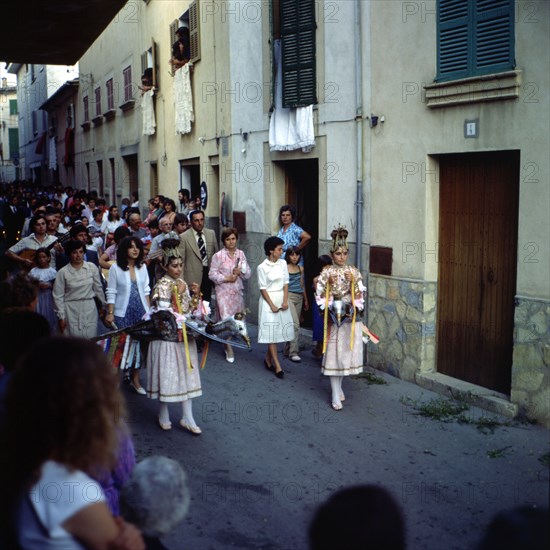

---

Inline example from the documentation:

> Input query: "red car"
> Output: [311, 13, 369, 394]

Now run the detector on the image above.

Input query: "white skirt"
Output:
[257, 290, 295, 344]
[146, 339, 202, 402]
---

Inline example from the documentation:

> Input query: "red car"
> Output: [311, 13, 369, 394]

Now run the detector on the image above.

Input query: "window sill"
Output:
[424, 70, 522, 109]
[103, 109, 116, 121]
[119, 99, 136, 112]
[80, 122, 91, 131]
[92, 115, 104, 126]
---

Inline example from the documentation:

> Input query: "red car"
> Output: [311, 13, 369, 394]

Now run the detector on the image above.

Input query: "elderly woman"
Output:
[276, 204, 311, 263]
[53, 240, 106, 338]
[208, 227, 251, 363]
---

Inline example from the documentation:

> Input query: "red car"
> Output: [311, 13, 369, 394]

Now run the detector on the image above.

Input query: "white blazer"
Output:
[106, 263, 150, 318]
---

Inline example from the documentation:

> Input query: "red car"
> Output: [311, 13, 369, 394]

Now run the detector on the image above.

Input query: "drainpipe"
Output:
[354, 0, 364, 270]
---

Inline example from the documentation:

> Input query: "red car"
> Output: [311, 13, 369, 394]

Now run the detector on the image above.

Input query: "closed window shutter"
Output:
[437, 0, 514, 82]
[152, 40, 158, 88]
[170, 20, 179, 44]
[9, 128, 19, 159]
[9, 99, 18, 115]
[189, 1, 201, 63]
[475, 0, 514, 73]
[280, 0, 316, 108]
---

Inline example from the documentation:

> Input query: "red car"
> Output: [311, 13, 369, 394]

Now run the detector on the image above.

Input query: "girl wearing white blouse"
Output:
[257, 236, 294, 378]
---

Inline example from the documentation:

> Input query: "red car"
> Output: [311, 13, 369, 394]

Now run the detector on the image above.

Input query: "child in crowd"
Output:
[28, 248, 58, 333]
[284, 246, 309, 362]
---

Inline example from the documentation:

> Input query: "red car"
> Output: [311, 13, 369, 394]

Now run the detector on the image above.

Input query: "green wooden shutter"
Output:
[8, 128, 19, 159]
[437, 0, 514, 82]
[474, 0, 514, 73]
[9, 99, 18, 115]
[189, 1, 201, 63]
[280, 0, 316, 108]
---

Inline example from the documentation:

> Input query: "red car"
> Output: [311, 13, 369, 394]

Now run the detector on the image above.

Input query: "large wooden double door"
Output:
[437, 151, 519, 393]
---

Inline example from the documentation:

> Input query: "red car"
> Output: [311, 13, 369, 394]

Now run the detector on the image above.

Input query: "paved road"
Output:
[125, 327, 549, 550]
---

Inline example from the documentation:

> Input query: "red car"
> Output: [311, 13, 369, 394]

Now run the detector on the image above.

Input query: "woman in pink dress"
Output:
[208, 227, 251, 363]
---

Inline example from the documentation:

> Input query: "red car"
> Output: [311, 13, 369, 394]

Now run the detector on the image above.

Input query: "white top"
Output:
[106, 263, 151, 317]
[100, 217, 124, 235]
[257, 258, 289, 292]
[29, 266, 57, 283]
[17, 461, 105, 550]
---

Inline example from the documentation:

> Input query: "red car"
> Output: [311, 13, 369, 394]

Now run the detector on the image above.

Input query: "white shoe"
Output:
[225, 350, 235, 363]
[180, 419, 202, 435]
[130, 382, 146, 395]
[290, 355, 301, 363]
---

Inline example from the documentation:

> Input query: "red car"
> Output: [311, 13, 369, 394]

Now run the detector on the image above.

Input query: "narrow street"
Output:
[125, 327, 549, 550]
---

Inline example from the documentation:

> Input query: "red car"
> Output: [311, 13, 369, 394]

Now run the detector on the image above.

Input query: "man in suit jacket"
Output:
[178, 210, 218, 301]
[3, 195, 25, 247]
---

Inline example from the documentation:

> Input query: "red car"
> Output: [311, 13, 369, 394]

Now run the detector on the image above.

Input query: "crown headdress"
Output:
[160, 233, 182, 265]
[330, 225, 349, 252]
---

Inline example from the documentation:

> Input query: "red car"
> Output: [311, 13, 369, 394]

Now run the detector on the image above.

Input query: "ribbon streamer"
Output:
[350, 274, 356, 350]
[322, 280, 330, 355]
[173, 284, 192, 371]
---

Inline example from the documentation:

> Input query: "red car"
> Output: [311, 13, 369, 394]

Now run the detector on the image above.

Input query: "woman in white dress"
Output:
[146, 237, 204, 434]
[257, 236, 294, 378]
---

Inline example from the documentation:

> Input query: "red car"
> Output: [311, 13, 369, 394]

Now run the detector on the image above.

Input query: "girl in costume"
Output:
[146, 236, 204, 434]
[315, 227, 366, 410]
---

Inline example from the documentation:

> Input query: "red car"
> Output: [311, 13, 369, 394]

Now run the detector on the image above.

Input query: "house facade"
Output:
[6, 63, 78, 184]
[0, 80, 19, 182]
[365, 0, 549, 426]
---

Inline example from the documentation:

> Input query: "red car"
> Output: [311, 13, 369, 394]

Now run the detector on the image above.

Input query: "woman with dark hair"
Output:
[101, 204, 125, 248]
[209, 227, 251, 363]
[0, 337, 144, 549]
[257, 236, 294, 378]
[106, 237, 151, 395]
[276, 204, 311, 264]
[177, 188, 190, 216]
[100, 225, 132, 273]
[53, 240, 106, 338]
[159, 198, 177, 226]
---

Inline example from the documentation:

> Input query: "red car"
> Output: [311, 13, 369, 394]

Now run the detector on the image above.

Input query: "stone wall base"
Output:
[367, 275, 550, 427]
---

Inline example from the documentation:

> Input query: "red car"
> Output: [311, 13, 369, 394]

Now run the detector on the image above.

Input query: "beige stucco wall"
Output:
[368, 0, 549, 299]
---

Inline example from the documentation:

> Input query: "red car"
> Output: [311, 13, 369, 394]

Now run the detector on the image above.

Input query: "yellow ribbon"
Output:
[173, 284, 192, 371]
[322, 280, 330, 355]
[350, 274, 356, 350]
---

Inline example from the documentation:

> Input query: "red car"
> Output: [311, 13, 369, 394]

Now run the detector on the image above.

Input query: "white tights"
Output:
[158, 399, 199, 428]
[330, 376, 344, 405]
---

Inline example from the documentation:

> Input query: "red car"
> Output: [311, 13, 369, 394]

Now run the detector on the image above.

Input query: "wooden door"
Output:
[437, 151, 519, 393]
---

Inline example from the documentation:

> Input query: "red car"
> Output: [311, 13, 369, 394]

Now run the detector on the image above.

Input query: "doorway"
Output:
[280, 158, 319, 327]
[437, 151, 519, 393]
